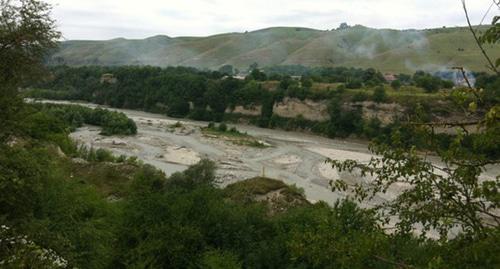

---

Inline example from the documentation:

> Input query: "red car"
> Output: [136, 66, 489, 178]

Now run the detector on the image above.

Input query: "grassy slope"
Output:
[49, 26, 500, 73]
[224, 177, 309, 214]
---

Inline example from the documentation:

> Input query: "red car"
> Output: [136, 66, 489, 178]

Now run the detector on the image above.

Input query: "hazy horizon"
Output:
[59, 24, 488, 42]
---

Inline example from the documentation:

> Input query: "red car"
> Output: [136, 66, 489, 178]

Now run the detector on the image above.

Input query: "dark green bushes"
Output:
[391, 79, 402, 90]
[475, 72, 500, 105]
[413, 71, 454, 92]
[0, 143, 119, 268]
[34, 103, 137, 135]
[265, 65, 385, 86]
[373, 86, 387, 103]
[114, 161, 390, 269]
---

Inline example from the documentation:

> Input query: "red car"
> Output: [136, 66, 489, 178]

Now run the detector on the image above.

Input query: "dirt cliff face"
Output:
[226, 98, 406, 125]
[273, 97, 330, 121]
[226, 105, 262, 116]
[272, 98, 405, 124]
[345, 101, 406, 125]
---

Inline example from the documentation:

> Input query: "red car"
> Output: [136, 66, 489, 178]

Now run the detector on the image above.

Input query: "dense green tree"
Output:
[201, 250, 242, 269]
[373, 86, 387, 103]
[390, 79, 402, 90]
[300, 76, 313, 88]
[232, 80, 265, 105]
[0, 0, 60, 86]
[363, 117, 382, 138]
[282, 201, 386, 269]
[218, 64, 234, 76]
[248, 68, 267, 81]
[326, 97, 364, 138]
[0, 0, 60, 142]
[413, 71, 446, 92]
[278, 76, 294, 90]
[397, 73, 412, 84]
[362, 68, 385, 86]
[346, 78, 363, 89]
[475, 72, 500, 105]
[204, 81, 227, 115]
[286, 85, 307, 100]
[337, 22, 350, 30]
[168, 97, 191, 117]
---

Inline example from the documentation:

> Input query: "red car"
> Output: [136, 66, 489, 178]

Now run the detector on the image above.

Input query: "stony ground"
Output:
[41, 100, 499, 207]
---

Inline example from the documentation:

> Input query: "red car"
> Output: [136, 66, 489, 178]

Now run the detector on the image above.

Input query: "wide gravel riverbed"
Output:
[35, 100, 499, 207]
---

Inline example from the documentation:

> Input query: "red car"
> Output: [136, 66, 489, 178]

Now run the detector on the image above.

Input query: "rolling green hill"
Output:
[49, 25, 500, 73]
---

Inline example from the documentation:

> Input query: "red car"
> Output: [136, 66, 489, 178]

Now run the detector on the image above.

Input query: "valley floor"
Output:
[35, 99, 500, 207]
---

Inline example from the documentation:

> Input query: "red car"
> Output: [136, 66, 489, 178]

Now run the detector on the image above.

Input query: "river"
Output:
[33, 99, 499, 207]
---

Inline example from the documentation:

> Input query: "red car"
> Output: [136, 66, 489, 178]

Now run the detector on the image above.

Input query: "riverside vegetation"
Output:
[1, 0, 499, 268]
[202, 123, 269, 148]
[28, 63, 499, 158]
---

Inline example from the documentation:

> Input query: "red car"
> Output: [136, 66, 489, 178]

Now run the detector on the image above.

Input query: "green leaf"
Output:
[468, 102, 477, 112]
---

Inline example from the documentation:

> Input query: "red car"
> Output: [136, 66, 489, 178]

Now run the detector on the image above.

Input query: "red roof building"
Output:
[383, 73, 397, 82]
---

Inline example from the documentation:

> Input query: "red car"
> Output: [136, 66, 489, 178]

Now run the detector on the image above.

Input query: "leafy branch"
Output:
[461, 0, 499, 75]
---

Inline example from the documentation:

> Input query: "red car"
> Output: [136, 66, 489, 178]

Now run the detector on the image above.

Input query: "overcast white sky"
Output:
[45, 0, 499, 40]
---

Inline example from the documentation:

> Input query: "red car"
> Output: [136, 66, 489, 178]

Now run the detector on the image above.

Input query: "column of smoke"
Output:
[343, 27, 430, 60]
[434, 69, 476, 87]
[395, 30, 476, 87]
[313, 27, 480, 88]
